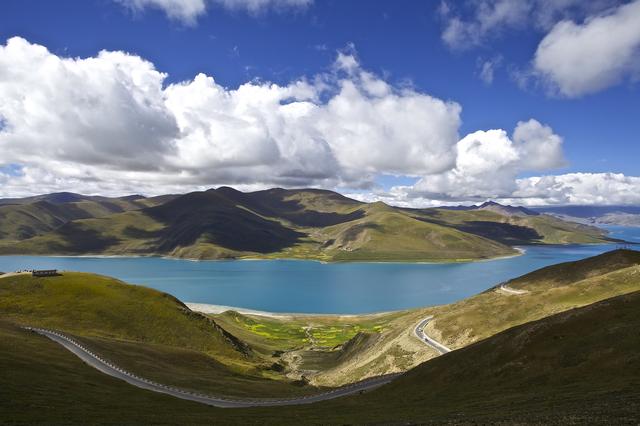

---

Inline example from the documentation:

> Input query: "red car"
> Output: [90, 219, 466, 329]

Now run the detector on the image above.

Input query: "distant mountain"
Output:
[533, 204, 640, 218]
[533, 205, 640, 227]
[440, 200, 539, 216]
[0, 188, 615, 261]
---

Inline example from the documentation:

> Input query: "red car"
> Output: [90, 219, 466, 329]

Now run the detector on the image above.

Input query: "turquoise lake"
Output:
[1, 225, 638, 314]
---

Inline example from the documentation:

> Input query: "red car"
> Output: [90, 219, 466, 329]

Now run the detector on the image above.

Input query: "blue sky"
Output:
[0, 0, 639, 205]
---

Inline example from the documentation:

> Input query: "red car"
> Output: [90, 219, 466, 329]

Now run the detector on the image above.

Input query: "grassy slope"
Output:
[0, 196, 168, 244]
[427, 249, 640, 349]
[0, 187, 609, 262]
[419, 208, 610, 245]
[0, 272, 326, 397]
[215, 249, 640, 387]
[0, 273, 248, 360]
[2, 291, 638, 425]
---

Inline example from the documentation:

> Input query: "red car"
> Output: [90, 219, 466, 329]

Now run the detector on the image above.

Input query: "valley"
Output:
[1, 249, 639, 424]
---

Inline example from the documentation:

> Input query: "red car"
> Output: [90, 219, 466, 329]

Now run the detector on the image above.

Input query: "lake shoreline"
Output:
[186, 303, 398, 319]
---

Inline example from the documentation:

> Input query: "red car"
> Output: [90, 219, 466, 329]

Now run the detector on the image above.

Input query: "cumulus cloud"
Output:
[1, 37, 633, 207]
[117, 0, 311, 24]
[0, 37, 461, 196]
[409, 119, 565, 200]
[533, 0, 640, 97]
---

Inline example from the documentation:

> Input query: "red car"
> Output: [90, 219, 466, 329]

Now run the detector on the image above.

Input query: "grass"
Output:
[213, 310, 396, 352]
[0, 272, 327, 398]
[263, 249, 640, 386]
[427, 249, 640, 349]
[2, 291, 638, 424]
[0, 272, 246, 360]
[73, 334, 321, 398]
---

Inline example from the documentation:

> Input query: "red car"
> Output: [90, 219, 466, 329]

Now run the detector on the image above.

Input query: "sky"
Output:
[0, 0, 639, 206]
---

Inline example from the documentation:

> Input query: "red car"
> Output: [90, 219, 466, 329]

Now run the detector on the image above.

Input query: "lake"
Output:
[1, 226, 637, 314]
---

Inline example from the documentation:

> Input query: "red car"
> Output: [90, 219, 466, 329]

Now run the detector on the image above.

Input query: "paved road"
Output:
[498, 283, 529, 295]
[25, 327, 401, 408]
[414, 316, 452, 354]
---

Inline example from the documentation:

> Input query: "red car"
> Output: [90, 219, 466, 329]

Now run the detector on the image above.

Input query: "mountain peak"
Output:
[477, 201, 539, 216]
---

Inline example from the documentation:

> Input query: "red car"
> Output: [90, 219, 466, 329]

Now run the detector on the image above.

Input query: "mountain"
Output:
[533, 204, 640, 218]
[0, 193, 177, 242]
[411, 202, 612, 245]
[441, 200, 540, 216]
[0, 188, 615, 261]
[532, 205, 640, 227]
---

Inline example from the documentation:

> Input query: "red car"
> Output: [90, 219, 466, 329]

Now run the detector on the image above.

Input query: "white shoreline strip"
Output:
[185, 303, 395, 319]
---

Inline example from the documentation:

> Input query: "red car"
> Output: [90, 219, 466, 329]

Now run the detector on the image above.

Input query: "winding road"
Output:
[25, 327, 401, 408]
[414, 316, 451, 354]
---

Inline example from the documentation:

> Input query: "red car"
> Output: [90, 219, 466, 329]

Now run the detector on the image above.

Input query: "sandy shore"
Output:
[185, 302, 395, 319]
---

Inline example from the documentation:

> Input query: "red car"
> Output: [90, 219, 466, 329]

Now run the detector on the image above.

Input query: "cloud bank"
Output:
[0, 37, 460, 194]
[0, 37, 638, 206]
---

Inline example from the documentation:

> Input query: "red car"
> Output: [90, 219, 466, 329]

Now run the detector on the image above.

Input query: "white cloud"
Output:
[439, 0, 620, 50]
[533, 0, 640, 97]
[477, 56, 502, 84]
[0, 37, 461, 196]
[409, 119, 565, 200]
[117, 0, 311, 24]
[440, 0, 532, 49]
[513, 173, 640, 205]
[1, 37, 633, 207]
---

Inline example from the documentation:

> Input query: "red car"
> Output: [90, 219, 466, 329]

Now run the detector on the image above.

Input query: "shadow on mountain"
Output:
[122, 226, 162, 240]
[215, 187, 365, 227]
[50, 223, 120, 252]
[452, 221, 542, 245]
[145, 191, 306, 253]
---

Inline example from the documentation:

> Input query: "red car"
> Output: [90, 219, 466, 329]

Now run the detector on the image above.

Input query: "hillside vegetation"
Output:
[2, 291, 638, 424]
[213, 249, 640, 386]
[0, 272, 321, 397]
[0, 187, 614, 262]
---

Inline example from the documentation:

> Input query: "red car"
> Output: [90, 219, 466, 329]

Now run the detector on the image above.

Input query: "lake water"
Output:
[1, 226, 638, 314]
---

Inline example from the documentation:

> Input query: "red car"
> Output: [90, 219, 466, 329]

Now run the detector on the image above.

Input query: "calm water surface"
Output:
[1, 226, 637, 314]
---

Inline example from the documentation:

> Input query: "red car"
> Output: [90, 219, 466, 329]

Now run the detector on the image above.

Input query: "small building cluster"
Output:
[32, 269, 59, 277]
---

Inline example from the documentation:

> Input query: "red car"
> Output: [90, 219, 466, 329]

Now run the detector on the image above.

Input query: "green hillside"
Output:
[0, 272, 322, 397]
[427, 249, 640, 350]
[0, 193, 172, 242]
[412, 205, 611, 245]
[214, 249, 640, 387]
[2, 291, 638, 424]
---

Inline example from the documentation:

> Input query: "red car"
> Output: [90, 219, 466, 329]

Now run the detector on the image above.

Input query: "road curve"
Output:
[414, 316, 451, 354]
[498, 283, 529, 295]
[24, 327, 400, 408]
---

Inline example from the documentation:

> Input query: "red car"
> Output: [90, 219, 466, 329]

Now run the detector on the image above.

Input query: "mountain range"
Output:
[0, 188, 616, 262]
